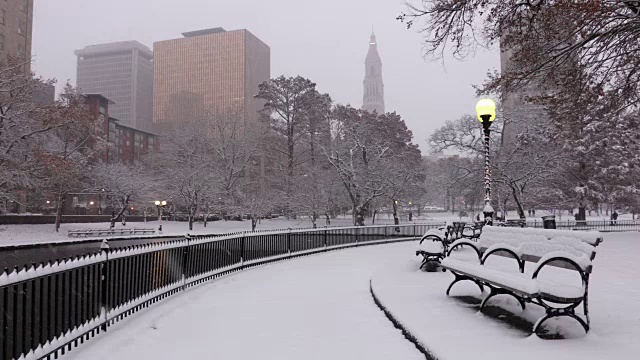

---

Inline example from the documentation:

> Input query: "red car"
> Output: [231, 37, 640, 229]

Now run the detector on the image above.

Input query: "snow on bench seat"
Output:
[441, 258, 536, 295]
[441, 257, 586, 302]
[416, 240, 444, 254]
[422, 228, 446, 238]
[481, 226, 603, 246]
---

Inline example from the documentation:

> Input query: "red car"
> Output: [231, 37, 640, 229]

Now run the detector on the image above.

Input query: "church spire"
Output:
[362, 31, 385, 114]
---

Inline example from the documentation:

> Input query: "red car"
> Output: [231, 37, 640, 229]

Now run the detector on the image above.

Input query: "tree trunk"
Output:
[286, 126, 295, 219]
[354, 205, 366, 226]
[372, 209, 377, 225]
[510, 185, 526, 219]
[311, 211, 317, 228]
[392, 200, 400, 225]
[111, 196, 130, 228]
[451, 194, 456, 214]
[54, 189, 65, 232]
[325, 213, 331, 225]
[578, 203, 587, 221]
[445, 189, 450, 211]
[251, 216, 257, 231]
[203, 206, 209, 227]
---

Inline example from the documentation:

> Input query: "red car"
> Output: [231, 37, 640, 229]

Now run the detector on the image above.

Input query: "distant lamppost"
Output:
[476, 98, 497, 225]
[155, 200, 167, 233]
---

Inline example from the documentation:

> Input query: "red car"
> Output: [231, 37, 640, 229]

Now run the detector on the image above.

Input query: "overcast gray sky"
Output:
[32, 0, 499, 152]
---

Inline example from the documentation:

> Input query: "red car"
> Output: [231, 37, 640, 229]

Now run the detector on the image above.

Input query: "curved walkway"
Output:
[65, 242, 424, 360]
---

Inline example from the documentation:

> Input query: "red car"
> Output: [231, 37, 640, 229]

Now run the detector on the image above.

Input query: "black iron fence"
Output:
[525, 219, 640, 232]
[0, 223, 440, 360]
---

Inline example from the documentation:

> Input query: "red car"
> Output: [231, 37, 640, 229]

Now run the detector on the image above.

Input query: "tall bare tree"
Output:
[255, 76, 330, 217]
[38, 85, 102, 231]
[326, 106, 423, 226]
[152, 119, 216, 231]
[0, 58, 63, 207]
[89, 161, 154, 227]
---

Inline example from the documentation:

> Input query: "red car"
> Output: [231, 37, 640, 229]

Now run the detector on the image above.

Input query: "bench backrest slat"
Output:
[477, 226, 602, 271]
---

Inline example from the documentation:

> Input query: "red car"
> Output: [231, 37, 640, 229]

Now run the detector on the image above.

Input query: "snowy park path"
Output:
[65, 243, 424, 360]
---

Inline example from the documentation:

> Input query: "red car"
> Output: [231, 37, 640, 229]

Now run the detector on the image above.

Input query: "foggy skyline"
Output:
[32, 0, 499, 152]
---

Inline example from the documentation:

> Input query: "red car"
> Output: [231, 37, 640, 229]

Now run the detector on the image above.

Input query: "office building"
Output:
[362, 32, 385, 114]
[76, 41, 154, 131]
[153, 27, 270, 130]
[84, 93, 159, 164]
[0, 0, 33, 72]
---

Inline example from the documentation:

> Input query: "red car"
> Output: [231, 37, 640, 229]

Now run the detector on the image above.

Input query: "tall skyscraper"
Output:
[0, 0, 33, 72]
[75, 41, 154, 131]
[362, 32, 385, 114]
[153, 27, 270, 130]
[499, 43, 549, 146]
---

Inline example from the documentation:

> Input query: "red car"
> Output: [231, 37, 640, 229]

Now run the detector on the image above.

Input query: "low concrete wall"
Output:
[0, 215, 150, 225]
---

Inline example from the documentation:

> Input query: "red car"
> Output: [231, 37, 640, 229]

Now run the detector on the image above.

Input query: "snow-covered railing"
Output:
[0, 223, 438, 360]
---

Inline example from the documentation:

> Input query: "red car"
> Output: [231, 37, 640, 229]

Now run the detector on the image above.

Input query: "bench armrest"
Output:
[420, 234, 445, 244]
[447, 239, 481, 260]
[481, 243, 524, 273]
[532, 251, 592, 280]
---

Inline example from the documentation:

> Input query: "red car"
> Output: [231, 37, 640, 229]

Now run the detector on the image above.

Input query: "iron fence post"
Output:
[324, 228, 328, 249]
[355, 226, 359, 245]
[287, 228, 292, 257]
[99, 239, 110, 332]
[384, 224, 388, 239]
[182, 234, 190, 290]
[240, 231, 245, 268]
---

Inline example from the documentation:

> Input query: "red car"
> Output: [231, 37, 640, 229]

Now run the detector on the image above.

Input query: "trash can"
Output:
[542, 215, 556, 229]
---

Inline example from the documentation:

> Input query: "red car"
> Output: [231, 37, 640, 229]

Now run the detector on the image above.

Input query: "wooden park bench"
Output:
[416, 222, 484, 270]
[440, 226, 603, 335]
[68, 228, 156, 238]
[504, 219, 527, 228]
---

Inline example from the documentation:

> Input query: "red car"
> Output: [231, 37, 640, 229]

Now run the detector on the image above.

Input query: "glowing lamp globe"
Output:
[475, 98, 496, 122]
[155, 200, 161, 206]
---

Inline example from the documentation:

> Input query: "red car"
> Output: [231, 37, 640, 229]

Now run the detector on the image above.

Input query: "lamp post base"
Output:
[483, 202, 494, 226]
[483, 211, 494, 226]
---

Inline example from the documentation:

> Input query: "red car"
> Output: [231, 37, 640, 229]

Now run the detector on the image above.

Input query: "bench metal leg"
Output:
[446, 271, 484, 296]
[532, 306, 589, 335]
[583, 275, 590, 328]
[416, 252, 444, 270]
[479, 285, 525, 312]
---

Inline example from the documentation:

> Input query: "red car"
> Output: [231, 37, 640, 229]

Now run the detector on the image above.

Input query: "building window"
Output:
[134, 133, 144, 159]
[18, 20, 26, 35]
[0, 34, 4, 52]
[19, 0, 27, 13]
[1, 9, 6, 25]
[17, 43, 24, 58]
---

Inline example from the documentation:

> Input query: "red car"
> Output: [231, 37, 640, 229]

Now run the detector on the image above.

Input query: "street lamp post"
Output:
[155, 200, 167, 233]
[475, 98, 497, 226]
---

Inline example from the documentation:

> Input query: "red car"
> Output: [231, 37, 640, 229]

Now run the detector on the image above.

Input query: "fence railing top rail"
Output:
[0, 252, 106, 288]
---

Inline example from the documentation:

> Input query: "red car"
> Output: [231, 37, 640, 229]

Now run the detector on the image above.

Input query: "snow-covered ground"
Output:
[372, 231, 640, 360]
[0, 214, 442, 247]
[63, 244, 424, 360]
[1, 210, 632, 247]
